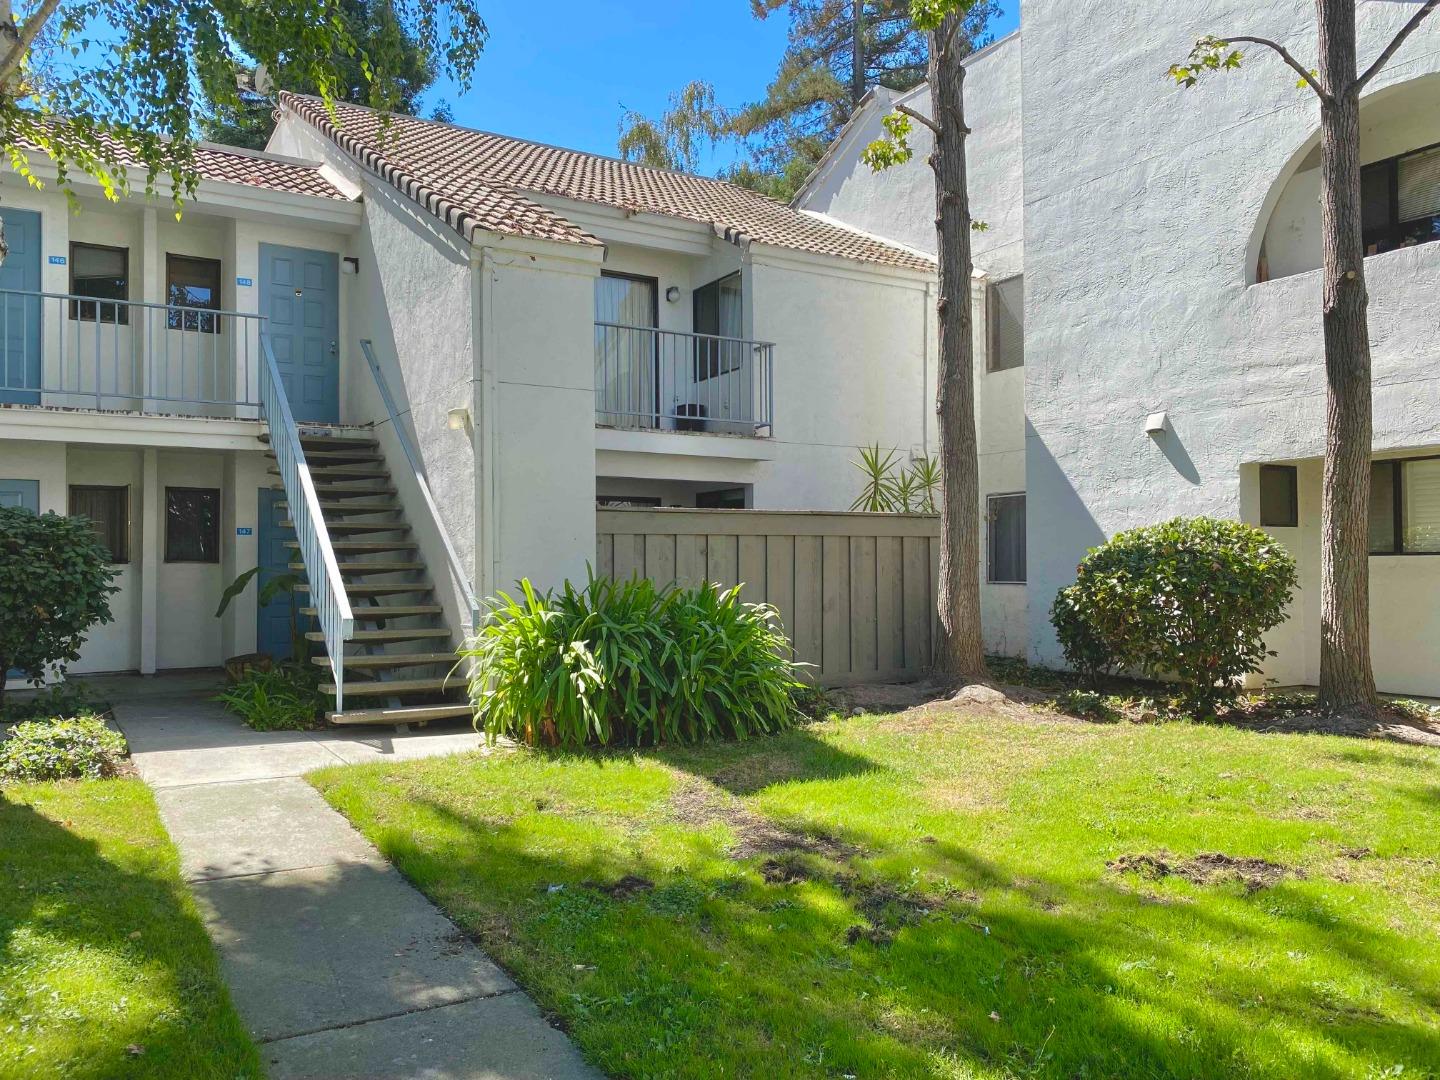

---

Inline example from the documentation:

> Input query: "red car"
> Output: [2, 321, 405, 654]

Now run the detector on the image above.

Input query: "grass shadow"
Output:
[0, 781, 261, 1078]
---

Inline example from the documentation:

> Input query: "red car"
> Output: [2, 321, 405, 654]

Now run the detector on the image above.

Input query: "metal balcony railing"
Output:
[594, 322, 774, 436]
[0, 288, 264, 414]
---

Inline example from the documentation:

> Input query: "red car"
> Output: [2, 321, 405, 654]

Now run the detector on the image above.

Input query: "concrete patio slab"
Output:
[194, 860, 515, 1041]
[156, 777, 382, 882]
[264, 992, 596, 1080]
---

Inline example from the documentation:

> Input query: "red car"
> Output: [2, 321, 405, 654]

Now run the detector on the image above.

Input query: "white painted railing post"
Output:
[258, 331, 355, 712]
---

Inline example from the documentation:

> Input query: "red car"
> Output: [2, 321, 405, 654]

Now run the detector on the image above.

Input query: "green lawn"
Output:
[0, 779, 262, 1079]
[312, 707, 1440, 1080]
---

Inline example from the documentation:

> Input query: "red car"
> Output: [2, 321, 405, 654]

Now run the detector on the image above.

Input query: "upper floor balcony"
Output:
[594, 322, 775, 438]
[0, 288, 267, 419]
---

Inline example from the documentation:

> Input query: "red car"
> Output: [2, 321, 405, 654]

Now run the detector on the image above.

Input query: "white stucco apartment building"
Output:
[1, 95, 938, 720]
[799, 0, 1440, 696]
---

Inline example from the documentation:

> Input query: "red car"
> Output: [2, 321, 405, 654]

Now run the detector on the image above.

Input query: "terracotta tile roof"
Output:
[189, 144, 349, 200]
[18, 125, 350, 201]
[279, 93, 934, 271]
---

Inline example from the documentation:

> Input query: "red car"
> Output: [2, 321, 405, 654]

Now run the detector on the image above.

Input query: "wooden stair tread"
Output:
[281, 520, 409, 534]
[327, 703, 473, 726]
[306, 627, 452, 643]
[268, 467, 390, 479]
[301, 604, 442, 619]
[284, 540, 417, 552]
[297, 582, 433, 596]
[308, 485, 397, 497]
[260, 431, 377, 449]
[312, 652, 455, 668]
[320, 676, 457, 696]
[267, 450, 384, 463]
[290, 561, 426, 573]
[279, 504, 400, 515]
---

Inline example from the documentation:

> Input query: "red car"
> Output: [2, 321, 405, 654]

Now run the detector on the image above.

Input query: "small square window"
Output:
[1258, 464, 1299, 528]
[69, 243, 130, 324]
[166, 255, 222, 333]
[165, 487, 221, 562]
[987, 493, 1026, 583]
[68, 485, 130, 563]
[987, 275, 1024, 372]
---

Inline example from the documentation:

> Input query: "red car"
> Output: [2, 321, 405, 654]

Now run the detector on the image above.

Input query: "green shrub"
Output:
[0, 508, 118, 709]
[0, 681, 94, 724]
[462, 574, 804, 747]
[216, 666, 324, 731]
[0, 714, 127, 782]
[1049, 517, 1298, 715]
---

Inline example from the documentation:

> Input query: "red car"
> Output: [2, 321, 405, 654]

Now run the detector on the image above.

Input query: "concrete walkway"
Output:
[102, 674, 598, 1080]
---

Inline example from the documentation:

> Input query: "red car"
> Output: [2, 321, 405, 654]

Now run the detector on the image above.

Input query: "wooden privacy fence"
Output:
[596, 509, 941, 686]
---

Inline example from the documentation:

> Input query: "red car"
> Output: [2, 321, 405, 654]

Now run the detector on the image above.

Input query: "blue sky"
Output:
[423, 2, 1019, 173]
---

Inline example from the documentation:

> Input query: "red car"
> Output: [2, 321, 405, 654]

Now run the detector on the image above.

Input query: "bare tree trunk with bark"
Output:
[1315, 0, 1378, 716]
[850, 0, 866, 107]
[928, 15, 986, 680]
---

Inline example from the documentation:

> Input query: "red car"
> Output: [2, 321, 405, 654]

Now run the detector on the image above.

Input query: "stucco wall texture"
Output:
[802, 1, 1440, 695]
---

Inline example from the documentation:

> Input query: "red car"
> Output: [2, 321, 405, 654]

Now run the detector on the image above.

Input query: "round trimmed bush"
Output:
[0, 507, 117, 708]
[1050, 517, 1298, 714]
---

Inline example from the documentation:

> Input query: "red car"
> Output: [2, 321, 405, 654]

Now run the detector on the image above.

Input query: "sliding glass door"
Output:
[594, 272, 658, 429]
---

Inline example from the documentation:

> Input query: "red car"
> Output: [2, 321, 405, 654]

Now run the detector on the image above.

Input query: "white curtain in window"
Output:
[595, 275, 657, 429]
[1403, 458, 1440, 553]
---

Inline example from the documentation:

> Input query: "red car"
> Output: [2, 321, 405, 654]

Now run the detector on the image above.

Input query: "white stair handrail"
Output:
[258, 331, 356, 711]
[360, 339, 481, 634]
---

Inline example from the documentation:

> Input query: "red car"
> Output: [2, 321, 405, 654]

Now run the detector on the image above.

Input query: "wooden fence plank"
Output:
[708, 534, 739, 590]
[793, 535, 823, 670]
[595, 509, 940, 686]
[766, 534, 796, 657]
[877, 535, 905, 672]
[737, 535, 767, 605]
[675, 534, 706, 588]
[902, 535, 930, 669]
[849, 535, 878, 674]
[613, 533, 644, 581]
[645, 533, 676, 587]
[821, 535, 850, 677]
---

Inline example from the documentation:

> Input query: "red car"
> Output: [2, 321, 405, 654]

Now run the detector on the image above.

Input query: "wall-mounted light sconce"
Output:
[665, 285, 681, 303]
[341, 256, 360, 276]
[1145, 411, 1169, 440]
[447, 406, 473, 437]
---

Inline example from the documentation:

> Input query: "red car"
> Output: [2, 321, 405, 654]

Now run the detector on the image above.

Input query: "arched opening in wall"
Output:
[1251, 72, 1440, 284]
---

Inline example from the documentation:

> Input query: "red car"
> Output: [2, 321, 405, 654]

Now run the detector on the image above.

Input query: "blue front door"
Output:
[3, 479, 40, 681]
[259, 244, 340, 423]
[256, 488, 313, 660]
[0, 209, 42, 405]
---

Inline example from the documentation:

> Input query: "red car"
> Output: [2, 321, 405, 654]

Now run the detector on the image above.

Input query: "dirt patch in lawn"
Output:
[587, 874, 655, 900]
[669, 777, 858, 861]
[1108, 851, 1301, 893]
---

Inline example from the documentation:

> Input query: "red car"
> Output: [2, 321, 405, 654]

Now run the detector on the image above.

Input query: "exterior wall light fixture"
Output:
[665, 285, 681, 302]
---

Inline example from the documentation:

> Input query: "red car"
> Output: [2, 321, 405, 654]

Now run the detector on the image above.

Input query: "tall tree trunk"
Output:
[1315, 0, 1378, 715]
[928, 17, 986, 681]
[850, 0, 865, 107]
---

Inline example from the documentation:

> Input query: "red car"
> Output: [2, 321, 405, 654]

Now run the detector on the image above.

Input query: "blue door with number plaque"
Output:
[259, 244, 339, 423]
[0, 209, 42, 405]
[256, 488, 314, 660]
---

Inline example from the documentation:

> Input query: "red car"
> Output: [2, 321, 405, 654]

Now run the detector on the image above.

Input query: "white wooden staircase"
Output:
[264, 429, 472, 727]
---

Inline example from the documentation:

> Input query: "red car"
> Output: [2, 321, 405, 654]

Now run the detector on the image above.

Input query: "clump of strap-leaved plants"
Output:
[461, 571, 806, 747]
